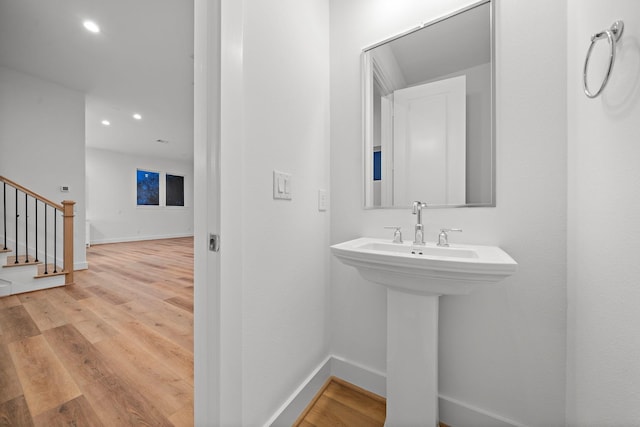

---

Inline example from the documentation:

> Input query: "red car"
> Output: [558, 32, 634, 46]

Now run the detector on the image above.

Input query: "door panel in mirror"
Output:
[363, 0, 494, 209]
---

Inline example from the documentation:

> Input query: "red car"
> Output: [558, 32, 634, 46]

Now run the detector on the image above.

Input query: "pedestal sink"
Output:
[331, 237, 517, 427]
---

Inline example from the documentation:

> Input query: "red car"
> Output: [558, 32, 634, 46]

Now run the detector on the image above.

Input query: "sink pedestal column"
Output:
[386, 288, 439, 427]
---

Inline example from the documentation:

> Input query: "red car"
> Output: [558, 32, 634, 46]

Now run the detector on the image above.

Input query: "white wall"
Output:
[0, 66, 87, 269]
[567, 1, 640, 425]
[329, 1, 567, 425]
[85, 147, 193, 244]
[217, 0, 331, 424]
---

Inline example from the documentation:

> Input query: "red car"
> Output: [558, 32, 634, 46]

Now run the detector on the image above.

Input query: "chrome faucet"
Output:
[412, 201, 427, 245]
[384, 226, 403, 244]
[437, 228, 462, 247]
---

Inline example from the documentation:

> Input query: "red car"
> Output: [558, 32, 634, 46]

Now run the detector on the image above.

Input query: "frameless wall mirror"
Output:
[363, 0, 494, 208]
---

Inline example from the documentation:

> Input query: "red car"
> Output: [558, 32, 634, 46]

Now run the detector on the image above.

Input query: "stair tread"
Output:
[4, 255, 43, 267]
[35, 264, 65, 278]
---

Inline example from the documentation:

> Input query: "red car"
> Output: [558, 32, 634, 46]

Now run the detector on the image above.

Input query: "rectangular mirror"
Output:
[363, 0, 494, 208]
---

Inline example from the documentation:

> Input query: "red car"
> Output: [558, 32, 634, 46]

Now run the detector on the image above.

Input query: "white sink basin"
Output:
[331, 237, 517, 296]
[332, 236, 517, 425]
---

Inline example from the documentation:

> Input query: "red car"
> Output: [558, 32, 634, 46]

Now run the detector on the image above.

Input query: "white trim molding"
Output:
[89, 232, 194, 246]
[267, 355, 528, 427]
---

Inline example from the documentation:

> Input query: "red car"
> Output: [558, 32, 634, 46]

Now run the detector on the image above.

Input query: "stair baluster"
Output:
[53, 209, 58, 273]
[34, 199, 39, 262]
[0, 176, 74, 286]
[14, 188, 18, 264]
[3, 182, 6, 250]
[24, 193, 29, 263]
[44, 205, 49, 275]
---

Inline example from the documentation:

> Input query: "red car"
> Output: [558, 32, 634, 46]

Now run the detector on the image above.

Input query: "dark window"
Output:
[166, 174, 185, 207]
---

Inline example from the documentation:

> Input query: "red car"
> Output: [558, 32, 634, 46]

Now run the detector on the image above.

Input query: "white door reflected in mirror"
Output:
[392, 75, 466, 206]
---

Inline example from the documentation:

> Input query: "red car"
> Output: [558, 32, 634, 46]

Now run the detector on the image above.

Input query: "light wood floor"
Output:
[0, 237, 194, 426]
[294, 376, 451, 427]
[294, 377, 386, 426]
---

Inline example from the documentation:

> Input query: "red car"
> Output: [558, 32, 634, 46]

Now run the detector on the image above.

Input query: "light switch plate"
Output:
[273, 170, 292, 200]
[318, 189, 328, 211]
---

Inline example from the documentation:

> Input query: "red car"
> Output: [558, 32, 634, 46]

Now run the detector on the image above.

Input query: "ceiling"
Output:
[0, 0, 194, 161]
[369, 2, 490, 89]
[390, 2, 490, 85]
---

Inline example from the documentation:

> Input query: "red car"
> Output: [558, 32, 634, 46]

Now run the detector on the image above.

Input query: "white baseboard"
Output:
[267, 355, 527, 427]
[267, 356, 386, 427]
[329, 355, 386, 397]
[266, 356, 332, 427]
[89, 233, 194, 245]
[74, 261, 89, 271]
[439, 394, 527, 427]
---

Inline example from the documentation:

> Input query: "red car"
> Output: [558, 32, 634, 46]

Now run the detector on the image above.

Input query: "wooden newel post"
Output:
[62, 200, 75, 285]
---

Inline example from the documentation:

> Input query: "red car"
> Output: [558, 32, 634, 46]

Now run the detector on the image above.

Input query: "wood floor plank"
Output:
[21, 297, 68, 331]
[294, 377, 387, 427]
[85, 285, 129, 305]
[44, 288, 97, 324]
[62, 284, 92, 301]
[112, 274, 176, 300]
[168, 400, 193, 427]
[8, 335, 82, 417]
[323, 381, 386, 423]
[0, 305, 41, 344]
[0, 395, 34, 427]
[114, 319, 193, 382]
[33, 395, 103, 427]
[306, 395, 383, 427]
[16, 290, 49, 303]
[42, 324, 119, 388]
[119, 295, 170, 315]
[86, 271, 154, 302]
[0, 343, 24, 405]
[93, 333, 192, 418]
[0, 295, 21, 309]
[81, 373, 174, 427]
[146, 278, 193, 299]
[72, 316, 119, 344]
[164, 295, 193, 313]
[79, 296, 137, 328]
[135, 305, 193, 352]
[296, 377, 452, 427]
[43, 324, 173, 426]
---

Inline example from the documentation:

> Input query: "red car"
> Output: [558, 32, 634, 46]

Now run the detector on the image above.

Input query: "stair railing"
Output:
[0, 176, 75, 285]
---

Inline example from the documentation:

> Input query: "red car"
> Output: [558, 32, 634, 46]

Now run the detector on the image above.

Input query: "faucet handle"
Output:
[384, 226, 403, 243]
[437, 228, 462, 247]
[412, 201, 427, 214]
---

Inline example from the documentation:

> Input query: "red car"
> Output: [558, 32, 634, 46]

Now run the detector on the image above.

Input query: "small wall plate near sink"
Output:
[331, 237, 517, 296]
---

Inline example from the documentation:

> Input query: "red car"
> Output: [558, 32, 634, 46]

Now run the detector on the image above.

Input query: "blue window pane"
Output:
[137, 169, 160, 205]
[373, 151, 381, 181]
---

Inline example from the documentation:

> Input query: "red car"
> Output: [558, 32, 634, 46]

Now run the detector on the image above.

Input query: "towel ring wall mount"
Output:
[583, 20, 624, 98]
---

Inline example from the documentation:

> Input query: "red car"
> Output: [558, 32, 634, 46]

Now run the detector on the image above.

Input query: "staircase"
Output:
[0, 176, 74, 296]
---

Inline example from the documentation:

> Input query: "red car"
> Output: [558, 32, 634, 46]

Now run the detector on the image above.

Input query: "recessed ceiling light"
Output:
[133, 113, 142, 120]
[101, 120, 111, 126]
[83, 20, 100, 34]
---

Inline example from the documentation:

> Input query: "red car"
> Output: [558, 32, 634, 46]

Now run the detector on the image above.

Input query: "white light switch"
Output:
[273, 170, 292, 200]
[318, 190, 328, 211]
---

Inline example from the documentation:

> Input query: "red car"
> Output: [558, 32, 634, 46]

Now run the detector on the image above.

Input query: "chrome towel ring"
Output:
[583, 20, 624, 98]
